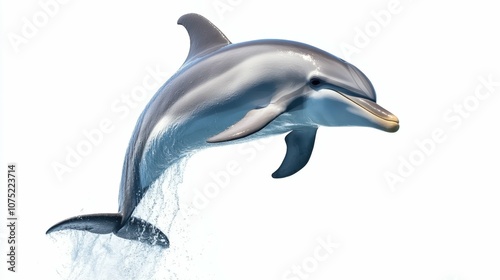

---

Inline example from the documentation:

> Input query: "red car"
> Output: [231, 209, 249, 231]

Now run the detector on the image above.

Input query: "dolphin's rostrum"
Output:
[46, 13, 399, 247]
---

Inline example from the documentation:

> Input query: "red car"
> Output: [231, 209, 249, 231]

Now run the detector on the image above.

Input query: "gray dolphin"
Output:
[46, 13, 399, 248]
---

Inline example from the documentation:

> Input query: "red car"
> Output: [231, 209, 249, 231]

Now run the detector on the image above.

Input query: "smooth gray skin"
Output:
[46, 13, 399, 248]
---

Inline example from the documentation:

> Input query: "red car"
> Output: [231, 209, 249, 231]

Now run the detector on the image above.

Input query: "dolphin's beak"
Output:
[339, 93, 399, 132]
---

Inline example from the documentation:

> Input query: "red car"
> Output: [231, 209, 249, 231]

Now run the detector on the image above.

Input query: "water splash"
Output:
[49, 158, 215, 280]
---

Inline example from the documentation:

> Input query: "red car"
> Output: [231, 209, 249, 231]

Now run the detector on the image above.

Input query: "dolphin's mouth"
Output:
[339, 93, 399, 132]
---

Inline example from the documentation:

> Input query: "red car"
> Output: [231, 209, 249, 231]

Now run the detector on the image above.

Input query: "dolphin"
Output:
[46, 13, 399, 248]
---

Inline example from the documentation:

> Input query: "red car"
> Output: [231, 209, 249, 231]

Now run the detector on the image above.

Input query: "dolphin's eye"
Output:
[310, 78, 322, 86]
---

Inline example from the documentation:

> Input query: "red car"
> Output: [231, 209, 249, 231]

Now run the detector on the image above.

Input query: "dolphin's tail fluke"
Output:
[114, 216, 169, 247]
[46, 214, 169, 248]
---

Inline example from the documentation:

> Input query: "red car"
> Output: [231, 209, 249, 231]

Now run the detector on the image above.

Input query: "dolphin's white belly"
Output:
[137, 104, 308, 189]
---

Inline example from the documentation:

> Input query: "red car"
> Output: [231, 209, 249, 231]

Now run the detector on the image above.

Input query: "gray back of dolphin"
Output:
[45, 14, 235, 247]
[46, 13, 398, 248]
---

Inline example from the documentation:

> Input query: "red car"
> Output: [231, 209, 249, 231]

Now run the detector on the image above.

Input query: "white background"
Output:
[1, 0, 500, 279]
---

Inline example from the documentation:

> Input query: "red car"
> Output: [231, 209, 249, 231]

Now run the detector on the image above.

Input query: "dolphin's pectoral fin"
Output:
[272, 127, 318, 178]
[207, 104, 285, 143]
[115, 217, 169, 248]
[46, 213, 122, 234]
[178, 13, 232, 65]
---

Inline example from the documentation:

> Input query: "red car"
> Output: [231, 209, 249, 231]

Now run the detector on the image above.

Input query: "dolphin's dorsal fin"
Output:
[177, 13, 231, 65]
